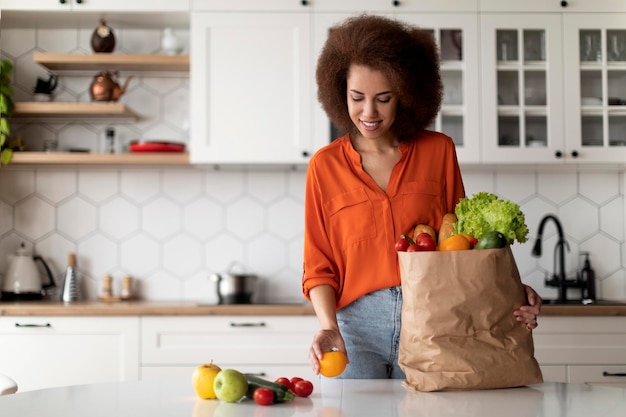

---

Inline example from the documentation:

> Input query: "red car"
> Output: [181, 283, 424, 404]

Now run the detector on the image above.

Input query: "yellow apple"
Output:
[192, 362, 222, 399]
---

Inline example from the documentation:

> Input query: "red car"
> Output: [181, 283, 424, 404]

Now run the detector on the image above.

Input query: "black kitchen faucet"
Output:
[531, 214, 580, 303]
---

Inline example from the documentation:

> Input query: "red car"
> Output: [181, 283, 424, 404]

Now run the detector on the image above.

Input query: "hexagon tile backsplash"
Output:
[0, 166, 309, 303]
[0, 166, 624, 304]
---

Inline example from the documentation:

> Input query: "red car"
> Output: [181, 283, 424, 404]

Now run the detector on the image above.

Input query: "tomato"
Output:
[415, 232, 436, 251]
[274, 377, 294, 391]
[406, 243, 421, 252]
[253, 387, 275, 406]
[394, 237, 410, 252]
[293, 380, 314, 398]
[395, 234, 415, 252]
[290, 377, 303, 385]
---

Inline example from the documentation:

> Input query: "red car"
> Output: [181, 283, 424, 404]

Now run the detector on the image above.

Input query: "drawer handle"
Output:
[230, 322, 266, 327]
[15, 322, 52, 328]
[603, 371, 626, 377]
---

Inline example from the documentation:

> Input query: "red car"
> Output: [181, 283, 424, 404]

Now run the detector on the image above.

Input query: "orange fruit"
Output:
[438, 234, 471, 251]
[319, 350, 348, 378]
[459, 233, 473, 242]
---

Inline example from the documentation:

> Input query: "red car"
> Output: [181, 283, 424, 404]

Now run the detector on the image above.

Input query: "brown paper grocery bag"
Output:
[398, 246, 543, 392]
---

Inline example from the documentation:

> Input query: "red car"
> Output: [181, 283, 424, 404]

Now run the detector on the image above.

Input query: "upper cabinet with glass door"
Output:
[563, 15, 626, 163]
[480, 14, 565, 163]
[398, 14, 480, 163]
[312, 0, 478, 13]
[480, 0, 626, 13]
[312, 11, 480, 163]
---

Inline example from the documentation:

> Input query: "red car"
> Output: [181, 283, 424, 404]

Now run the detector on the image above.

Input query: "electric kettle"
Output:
[1, 243, 55, 301]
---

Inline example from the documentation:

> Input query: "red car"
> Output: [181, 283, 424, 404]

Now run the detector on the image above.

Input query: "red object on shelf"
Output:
[129, 141, 186, 153]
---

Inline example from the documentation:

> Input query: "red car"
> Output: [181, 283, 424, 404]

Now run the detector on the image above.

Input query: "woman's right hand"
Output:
[309, 328, 348, 375]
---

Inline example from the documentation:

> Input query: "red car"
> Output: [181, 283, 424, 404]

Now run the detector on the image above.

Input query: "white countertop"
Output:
[1, 378, 625, 416]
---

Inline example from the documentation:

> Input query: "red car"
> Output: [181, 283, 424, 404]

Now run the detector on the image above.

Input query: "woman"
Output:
[302, 15, 542, 379]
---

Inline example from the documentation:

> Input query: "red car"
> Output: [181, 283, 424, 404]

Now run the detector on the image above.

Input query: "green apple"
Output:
[213, 369, 248, 403]
[192, 362, 222, 399]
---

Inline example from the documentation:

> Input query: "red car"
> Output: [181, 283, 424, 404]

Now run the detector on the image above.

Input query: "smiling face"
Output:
[346, 64, 398, 143]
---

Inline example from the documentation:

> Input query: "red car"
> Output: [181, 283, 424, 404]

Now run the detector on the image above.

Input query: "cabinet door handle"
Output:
[393, 0, 401, 6]
[560, 1, 568, 7]
[15, 322, 52, 328]
[246, 372, 267, 377]
[603, 371, 626, 377]
[230, 322, 266, 327]
[555, 150, 563, 158]
[76, 0, 83, 3]
[301, 0, 309, 5]
[59, 0, 66, 4]
[570, 150, 579, 158]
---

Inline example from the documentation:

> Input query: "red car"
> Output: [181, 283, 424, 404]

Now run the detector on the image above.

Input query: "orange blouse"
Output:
[302, 131, 465, 309]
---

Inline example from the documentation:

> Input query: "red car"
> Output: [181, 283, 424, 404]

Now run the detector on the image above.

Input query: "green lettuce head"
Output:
[453, 192, 529, 245]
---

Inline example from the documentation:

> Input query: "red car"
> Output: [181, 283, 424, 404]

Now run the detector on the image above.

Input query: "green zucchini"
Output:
[244, 374, 295, 403]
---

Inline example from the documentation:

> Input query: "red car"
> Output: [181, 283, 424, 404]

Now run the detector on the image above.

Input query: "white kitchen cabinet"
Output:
[533, 316, 626, 385]
[480, 3, 626, 164]
[193, 0, 307, 12]
[480, 14, 566, 163]
[480, 0, 626, 13]
[0, 0, 71, 10]
[312, 0, 478, 13]
[140, 316, 319, 388]
[0, 0, 189, 12]
[190, 10, 313, 164]
[562, 14, 626, 163]
[0, 316, 140, 392]
[312, 12, 480, 163]
[398, 13, 480, 164]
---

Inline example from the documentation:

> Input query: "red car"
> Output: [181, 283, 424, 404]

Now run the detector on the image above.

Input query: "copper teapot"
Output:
[89, 70, 133, 102]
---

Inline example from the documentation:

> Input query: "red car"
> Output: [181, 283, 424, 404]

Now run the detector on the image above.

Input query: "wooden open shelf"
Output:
[10, 152, 189, 165]
[33, 52, 189, 74]
[13, 102, 139, 122]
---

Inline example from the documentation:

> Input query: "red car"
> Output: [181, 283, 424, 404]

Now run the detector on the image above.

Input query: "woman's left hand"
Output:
[513, 285, 543, 330]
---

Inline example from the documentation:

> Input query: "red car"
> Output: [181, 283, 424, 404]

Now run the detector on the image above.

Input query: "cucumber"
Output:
[475, 230, 506, 249]
[244, 374, 295, 403]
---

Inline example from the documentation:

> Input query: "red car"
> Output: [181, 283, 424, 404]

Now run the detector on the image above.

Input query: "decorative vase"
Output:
[161, 28, 183, 55]
[91, 19, 116, 53]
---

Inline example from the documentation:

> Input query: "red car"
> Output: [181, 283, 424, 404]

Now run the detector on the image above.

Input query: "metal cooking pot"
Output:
[210, 266, 259, 305]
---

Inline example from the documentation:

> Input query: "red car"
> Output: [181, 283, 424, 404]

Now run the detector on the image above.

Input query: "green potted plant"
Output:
[1, 59, 15, 166]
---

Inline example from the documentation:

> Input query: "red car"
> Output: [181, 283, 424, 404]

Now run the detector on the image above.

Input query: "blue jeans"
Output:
[334, 286, 406, 379]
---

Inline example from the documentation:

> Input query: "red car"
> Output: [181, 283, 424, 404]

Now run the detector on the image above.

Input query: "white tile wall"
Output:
[1, 27, 625, 304]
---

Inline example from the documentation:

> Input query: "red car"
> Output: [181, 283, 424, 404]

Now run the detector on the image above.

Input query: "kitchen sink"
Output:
[543, 298, 626, 306]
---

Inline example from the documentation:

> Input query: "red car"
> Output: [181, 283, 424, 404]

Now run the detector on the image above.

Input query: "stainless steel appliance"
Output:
[210, 265, 259, 304]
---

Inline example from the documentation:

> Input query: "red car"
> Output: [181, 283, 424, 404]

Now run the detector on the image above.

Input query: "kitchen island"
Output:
[0, 378, 625, 417]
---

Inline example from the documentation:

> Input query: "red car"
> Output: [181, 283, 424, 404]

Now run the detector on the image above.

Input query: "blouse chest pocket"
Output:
[324, 188, 377, 247]
[400, 180, 444, 227]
